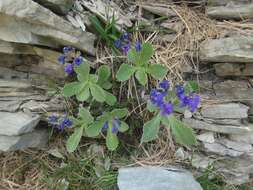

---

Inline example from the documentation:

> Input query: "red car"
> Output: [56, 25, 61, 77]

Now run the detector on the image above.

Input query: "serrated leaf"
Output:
[135, 69, 148, 86]
[74, 64, 90, 82]
[106, 123, 119, 151]
[66, 126, 84, 153]
[185, 81, 199, 94]
[163, 115, 196, 146]
[147, 64, 168, 80]
[85, 121, 103, 137]
[104, 91, 117, 106]
[118, 121, 129, 132]
[111, 108, 128, 119]
[78, 108, 93, 124]
[63, 82, 82, 97]
[116, 64, 136, 82]
[76, 83, 90, 101]
[141, 115, 161, 143]
[90, 84, 106, 102]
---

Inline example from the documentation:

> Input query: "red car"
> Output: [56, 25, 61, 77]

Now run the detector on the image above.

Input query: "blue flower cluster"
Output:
[57, 46, 84, 75]
[114, 32, 142, 55]
[150, 80, 201, 116]
[102, 118, 121, 134]
[150, 80, 173, 116]
[48, 114, 72, 131]
[176, 85, 200, 112]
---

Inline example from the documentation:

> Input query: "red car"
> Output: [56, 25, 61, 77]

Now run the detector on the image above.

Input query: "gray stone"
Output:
[219, 139, 253, 153]
[203, 142, 244, 157]
[183, 118, 253, 134]
[208, 0, 251, 6]
[0, 129, 48, 152]
[214, 63, 253, 76]
[201, 103, 249, 119]
[34, 0, 73, 15]
[229, 133, 253, 144]
[207, 4, 253, 20]
[0, 0, 96, 55]
[0, 100, 21, 112]
[204, 118, 242, 126]
[192, 154, 253, 185]
[118, 167, 203, 190]
[0, 112, 40, 136]
[199, 36, 253, 63]
[196, 132, 215, 143]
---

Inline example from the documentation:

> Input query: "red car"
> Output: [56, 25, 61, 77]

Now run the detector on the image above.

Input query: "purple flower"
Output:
[176, 85, 184, 97]
[160, 102, 173, 116]
[58, 55, 65, 64]
[73, 56, 83, 66]
[112, 118, 121, 134]
[159, 80, 170, 91]
[135, 41, 142, 52]
[64, 63, 74, 75]
[150, 89, 166, 107]
[122, 32, 129, 40]
[179, 95, 190, 107]
[63, 118, 73, 127]
[114, 39, 122, 49]
[63, 46, 73, 54]
[48, 115, 58, 123]
[187, 94, 200, 112]
[102, 121, 109, 131]
[122, 43, 131, 55]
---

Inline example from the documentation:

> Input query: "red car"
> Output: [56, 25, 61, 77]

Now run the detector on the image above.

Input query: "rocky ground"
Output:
[0, 0, 253, 189]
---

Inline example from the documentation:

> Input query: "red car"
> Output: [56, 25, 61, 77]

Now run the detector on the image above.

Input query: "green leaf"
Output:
[141, 115, 161, 143]
[76, 83, 90, 102]
[147, 64, 168, 80]
[63, 82, 82, 97]
[66, 126, 84, 153]
[147, 100, 157, 112]
[90, 84, 106, 102]
[106, 123, 119, 151]
[85, 121, 103, 137]
[78, 108, 93, 124]
[89, 74, 98, 83]
[98, 65, 111, 81]
[74, 64, 90, 82]
[104, 91, 117, 106]
[111, 108, 128, 119]
[185, 81, 199, 94]
[163, 115, 196, 146]
[135, 69, 148, 86]
[116, 64, 136, 82]
[118, 121, 129, 132]
[89, 16, 107, 39]
[128, 43, 154, 66]
[101, 81, 112, 90]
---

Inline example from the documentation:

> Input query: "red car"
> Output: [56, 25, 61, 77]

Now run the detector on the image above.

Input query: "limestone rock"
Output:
[214, 63, 253, 77]
[0, 112, 40, 136]
[201, 103, 249, 119]
[207, 4, 253, 20]
[183, 118, 253, 134]
[203, 142, 245, 157]
[204, 118, 242, 126]
[207, 0, 251, 6]
[199, 36, 253, 63]
[219, 139, 253, 153]
[118, 167, 203, 190]
[229, 133, 253, 144]
[34, 0, 73, 15]
[80, 0, 132, 29]
[196, 132, 215, 143]
[0, 0, 96, 55]
[0, 129, 48, 152]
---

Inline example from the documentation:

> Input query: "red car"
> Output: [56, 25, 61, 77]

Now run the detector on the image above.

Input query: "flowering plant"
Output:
[50, 33, 200, 152]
